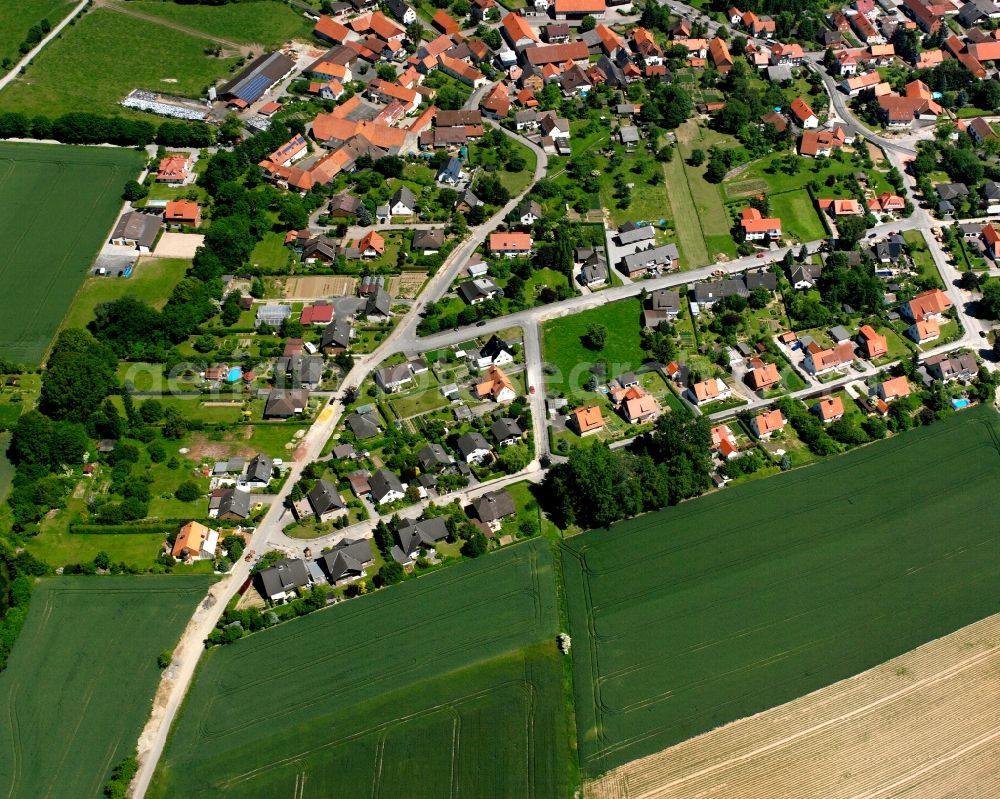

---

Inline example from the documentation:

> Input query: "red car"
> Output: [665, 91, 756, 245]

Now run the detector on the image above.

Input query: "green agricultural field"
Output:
[0, 0, 76, 64]
[0, 576, 212, 799]
[61, 258, 188, 331]
[0, 142, 145, 364]
[149, 539, 571, 798]
[0, 8, 240, 117]
[542, 298, 646, 397]
[118, 0, 313, 47]
[564, 405, 1000, 777]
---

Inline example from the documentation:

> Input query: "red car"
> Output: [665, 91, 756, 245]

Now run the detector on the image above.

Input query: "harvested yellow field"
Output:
[587, 613, 1000, 799]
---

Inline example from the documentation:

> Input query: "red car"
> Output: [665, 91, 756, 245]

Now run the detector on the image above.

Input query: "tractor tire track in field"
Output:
[585, 613, 1000, 799]
[94, 0, 262, 57]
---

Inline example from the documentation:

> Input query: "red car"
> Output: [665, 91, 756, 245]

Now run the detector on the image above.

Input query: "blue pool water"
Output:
[226, 367, 243, 383]
[952, 398, 970, 409]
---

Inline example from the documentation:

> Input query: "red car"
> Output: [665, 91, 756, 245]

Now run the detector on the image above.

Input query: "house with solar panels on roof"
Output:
[218, 52, 297, 110]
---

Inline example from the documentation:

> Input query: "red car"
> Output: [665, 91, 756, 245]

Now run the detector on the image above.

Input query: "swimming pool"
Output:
[952, 398, 970, 409]
[226, 367, 243, 383]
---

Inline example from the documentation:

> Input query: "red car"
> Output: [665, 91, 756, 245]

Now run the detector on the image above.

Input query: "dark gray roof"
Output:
[937, 182, 969, 200]
[277, 355, 324, 386]
[617, 225, 656, 245]
[376, 362, 411, 387]
[745, 270, 777, 291]
[413, 229, 445, 250]
[396, 516, 449, 556]
[366, 287, 393, 317]
[246, 454, 273, 483]
[255, 558, 310, 599]
[456, 431, 491, 459]
[418, 443, 453, 470]
[308, 479, 345, 516]
[218, 489, 251, 518]
[302, 235, 339, 261]
[491, 417, 522, 443]
[264, 388, 310, 418]
[470, 489, 516, 522]
[982, 181, 1000, 201]
[322, 318, 353, 350]
[693, 278, 748, 303]
[346, 410, 381, 439]
[649, 289, 680, 312]
[480, 335, 514, 361]
[318, 538, 374, 582]
[621, 244, 679, 273]
[369, 469, 404, 501]
[111, 211, 162, 247]
[457, 278, 501, 304]
[391, 185, 416, 209]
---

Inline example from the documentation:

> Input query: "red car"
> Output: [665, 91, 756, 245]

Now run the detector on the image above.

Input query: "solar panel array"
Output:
[235, 74, 271, 103]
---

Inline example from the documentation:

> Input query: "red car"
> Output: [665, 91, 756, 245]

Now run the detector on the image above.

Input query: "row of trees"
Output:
[0, 111, 213, 147]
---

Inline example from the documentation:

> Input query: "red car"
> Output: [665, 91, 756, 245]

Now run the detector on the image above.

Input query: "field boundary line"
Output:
[592, 636, 1000, 798]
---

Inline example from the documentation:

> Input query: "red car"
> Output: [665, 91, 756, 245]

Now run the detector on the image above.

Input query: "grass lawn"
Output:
[250, 231, 292, 271]
[675, 121, 738, 262]
[523, 266, 571, 300]
[0, 0, 76, 64]
[60, 258, 188, 331]
[0, 576, 213, 799]
[769, 190, 828, 242]
[0, 8, 240, 117]
[121, 0, 313, 47]
[505, 480, 561, 539]
[390, 387, 448, 419]
[497, 138, 537, 196]
[0, 142, 145, 364]
[541, 298, 647, 398]
[903, 229, 941, 284]
[564, 405, 1000, 777]
[27, 525, 168, 570]
[725, 149, 892, 200]
[149, 539, 571, 799]
[0, 432, 14, 505]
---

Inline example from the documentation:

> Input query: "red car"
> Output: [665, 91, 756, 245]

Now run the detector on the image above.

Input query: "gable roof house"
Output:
[926, 352, 978, 382]
[244, 454, 274, 487]
[572, 405, 605, 435]
[263, 388, 310, 419]
[370, 469, 406, 504]
[365, 287, 393, 321]
[477, 335, 516, 367]
[307, 479, 348, 521]
[457, 277, 503, 304]
[469, 489, 516, 526]
[902, 288, 953, 320]
[799, 127, 847, 158]
[418, 443, 455, 472]
[489, 231, 533, 256]
[813, 396, 845, 423]
[751, 408, 785, 439]
[619, 244, 680, 277]
[321, 317, 354, 353]
[346, 409, 381, 439]
[552, 0, 606, 20]
[878, 375, 912, 401]
[163, 199, 201, 228]
[790, 97, 819, 128]
[210, 489, 251, 521]
[171, 521, 218, 561]
[857, 325, 888, 358]
[687, 377, 731, 406]
[747, 361, 780, 391]
[375, 362, 413, 393]
[317, 538, 375, 585]
[740, 207, 782, 241]
[491, 417, 523, 446]
[803, 340, 855, 375]
[392, 517, 450, 565]
[456, 431, 493, 463]
[255, 558, 311, 603]
[475, 364, 517, 403]
[644, 288, 681, 327]
[110, 211, 162, 252]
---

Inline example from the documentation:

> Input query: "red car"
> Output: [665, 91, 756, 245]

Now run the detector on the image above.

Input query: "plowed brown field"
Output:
[587, 613, 1000, 799]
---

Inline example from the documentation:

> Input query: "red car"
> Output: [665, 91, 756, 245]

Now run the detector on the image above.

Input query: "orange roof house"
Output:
[573, 405, 605, 434]
[814, 396, 845, 423]
[857, 325, 888, 358]
[799, 127, 846, 158]
[740, 207, 782, 238]
[432, 9, 460, 34]
[910, 318, 940, 343]
[358, 230, 385, 256]
[553, 0, 607, 17]
[751, 409, 785, 439]
[903, 288, 952, 321]
[596, 24, 626, 54]
[818, 198, 862, 216]
[790, 97, 818, 127]
[489, 231, 533, 255]
[610, 385, 660, 423]
[982, 223, 1000, 259]
[314, 15, 350, 43]
[157, 154, 191, 183]
[502, 13, 540, 45]
[709, 36, 734, 72]
[476, 365, 517, 402]
[163, 199, 201, 227]
[747, 362, 780, 391]
[711, 424, 739, 458]
[878, 375, 911, 401]
[171, 521, 216, 560]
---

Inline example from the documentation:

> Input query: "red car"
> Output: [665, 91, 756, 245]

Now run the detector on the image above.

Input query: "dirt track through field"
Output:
[586, 613, 1000, 799]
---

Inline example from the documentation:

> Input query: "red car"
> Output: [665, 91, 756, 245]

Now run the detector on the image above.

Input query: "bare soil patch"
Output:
[586, 613, 1000, 799]
[281, 275, 357, 299]
[153, 232, 204, 259]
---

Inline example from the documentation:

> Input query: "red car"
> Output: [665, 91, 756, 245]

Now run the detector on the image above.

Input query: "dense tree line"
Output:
[539, 413, 712, 529]
[0, 111, 214, 147]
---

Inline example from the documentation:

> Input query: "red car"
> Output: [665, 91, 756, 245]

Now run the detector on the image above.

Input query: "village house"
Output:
[857, 325, 888, 358]
[813, 396, 845, 423]
[475, 364, 517, 403]
[803, 340, 855, 376]
[687, 377, 732, 406]
[163, 199, 201, 228]
[571, 405, 605, 435]
[751, 408, 786, 439]
[740, 207, 782, 241]
[171, 521, 219, 562]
